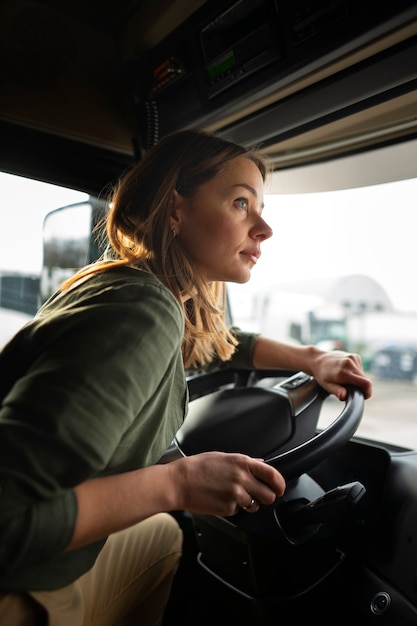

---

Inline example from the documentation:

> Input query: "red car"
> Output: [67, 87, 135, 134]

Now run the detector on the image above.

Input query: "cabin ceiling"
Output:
[1, 0, 417, 191]
[0, 0, 205, 154]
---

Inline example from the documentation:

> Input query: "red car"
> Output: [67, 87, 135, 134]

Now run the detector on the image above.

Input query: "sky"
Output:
[257, 179, 417, 313]
[1, 171, 417, 313]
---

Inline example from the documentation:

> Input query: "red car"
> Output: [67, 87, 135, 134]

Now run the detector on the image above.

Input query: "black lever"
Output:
[283, 481, 366, 527]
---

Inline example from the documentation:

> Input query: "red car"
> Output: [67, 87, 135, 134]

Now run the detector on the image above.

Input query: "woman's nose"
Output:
[251, 216, 273, 241]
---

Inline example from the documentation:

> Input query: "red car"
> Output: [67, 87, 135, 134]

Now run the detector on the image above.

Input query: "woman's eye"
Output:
[235, 198, 248, 211]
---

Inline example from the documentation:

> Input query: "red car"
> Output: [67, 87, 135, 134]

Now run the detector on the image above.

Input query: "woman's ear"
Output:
[170, 189, 185, 234]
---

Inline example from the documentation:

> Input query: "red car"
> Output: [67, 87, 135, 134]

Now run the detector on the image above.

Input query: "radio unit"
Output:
[199, 0, 282, 99]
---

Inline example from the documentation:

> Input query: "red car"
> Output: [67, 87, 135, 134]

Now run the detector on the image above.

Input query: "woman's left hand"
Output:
[252, 336, 373, 401]
[309, 349, 372, 400]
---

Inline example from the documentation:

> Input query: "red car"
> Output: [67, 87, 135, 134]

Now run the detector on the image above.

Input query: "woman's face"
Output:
[172, 156, 273, 283]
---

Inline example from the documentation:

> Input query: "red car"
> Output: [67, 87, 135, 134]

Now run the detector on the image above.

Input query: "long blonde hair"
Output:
[62, 129, 268, 368]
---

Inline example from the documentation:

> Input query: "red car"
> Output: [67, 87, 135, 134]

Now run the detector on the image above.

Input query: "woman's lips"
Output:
[241, 250, 260, 264]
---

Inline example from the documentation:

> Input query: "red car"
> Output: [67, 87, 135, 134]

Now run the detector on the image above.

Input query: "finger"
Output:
[249, 460, 286, 498]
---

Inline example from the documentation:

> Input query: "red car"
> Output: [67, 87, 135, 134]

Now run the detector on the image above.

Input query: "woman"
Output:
[0, 129, 372, 625]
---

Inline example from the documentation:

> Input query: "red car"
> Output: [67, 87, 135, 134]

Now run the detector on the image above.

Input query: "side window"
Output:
[0, 173, 89, 348]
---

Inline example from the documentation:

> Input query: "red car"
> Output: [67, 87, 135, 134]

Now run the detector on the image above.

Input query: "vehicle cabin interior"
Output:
[1, 0, 417, 624]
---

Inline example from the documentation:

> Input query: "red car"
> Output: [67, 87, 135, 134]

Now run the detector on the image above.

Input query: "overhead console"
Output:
[129, 0, 417, 152]
[198, 0, 282, 100]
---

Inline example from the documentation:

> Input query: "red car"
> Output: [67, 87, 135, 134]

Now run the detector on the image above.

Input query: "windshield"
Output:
[0, 173, 88, 344]
[1, 151, 416, 450]
[227, 144, 417, 450]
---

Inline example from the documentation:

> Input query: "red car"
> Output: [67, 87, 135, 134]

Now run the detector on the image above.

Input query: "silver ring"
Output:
[241, 497, 256, 512]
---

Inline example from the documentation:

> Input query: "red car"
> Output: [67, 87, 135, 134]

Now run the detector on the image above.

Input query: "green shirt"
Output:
[0, 267, 257, 591]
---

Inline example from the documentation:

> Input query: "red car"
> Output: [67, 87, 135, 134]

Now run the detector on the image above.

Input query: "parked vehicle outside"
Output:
[372, 343, 417, 381]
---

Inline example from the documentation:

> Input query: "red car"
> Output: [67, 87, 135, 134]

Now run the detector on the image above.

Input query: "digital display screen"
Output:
[199, 0, 280, 95]
[207, 51, 237, 81]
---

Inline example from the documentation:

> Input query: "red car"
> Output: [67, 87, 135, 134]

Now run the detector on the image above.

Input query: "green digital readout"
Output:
[208, 52, 236, 81]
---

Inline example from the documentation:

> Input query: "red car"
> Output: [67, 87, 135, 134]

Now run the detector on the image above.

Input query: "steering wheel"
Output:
[160, 368, 364, 481]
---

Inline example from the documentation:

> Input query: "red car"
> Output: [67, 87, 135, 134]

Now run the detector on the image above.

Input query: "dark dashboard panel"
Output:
[2, 0, 417, 189]
[312, 441, 417, 623]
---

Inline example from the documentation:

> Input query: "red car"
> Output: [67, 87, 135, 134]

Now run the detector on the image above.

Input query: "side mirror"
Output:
[41, 199, 107, 302]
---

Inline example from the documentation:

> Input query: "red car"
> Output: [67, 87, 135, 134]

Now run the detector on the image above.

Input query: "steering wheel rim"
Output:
[160, 369, 364, 480]
[265, 384, 364, 480]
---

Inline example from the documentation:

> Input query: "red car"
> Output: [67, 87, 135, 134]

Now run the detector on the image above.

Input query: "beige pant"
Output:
[0, 513, 183, 626]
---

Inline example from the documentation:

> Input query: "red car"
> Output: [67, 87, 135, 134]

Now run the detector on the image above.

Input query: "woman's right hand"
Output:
[69, 452, 286, 552]
[168, 451, 286, 516]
